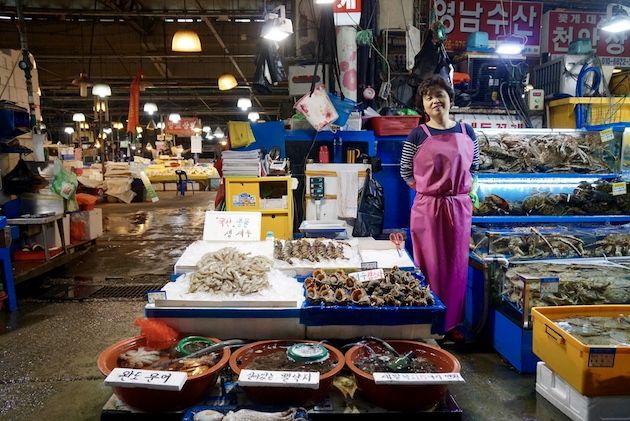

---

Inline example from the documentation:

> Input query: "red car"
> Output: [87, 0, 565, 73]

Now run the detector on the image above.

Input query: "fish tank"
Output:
[472, 224, 630, 260]
[487, 259, 630, 328]
[475, 129, 621, 174]
[473, 175, 630, 216]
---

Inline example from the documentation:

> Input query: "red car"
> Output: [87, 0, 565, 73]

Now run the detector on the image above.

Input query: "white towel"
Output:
[337, 168, 361, 218]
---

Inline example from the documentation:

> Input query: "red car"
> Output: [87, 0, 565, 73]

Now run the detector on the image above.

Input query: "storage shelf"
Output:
[472, 215, 630, 224]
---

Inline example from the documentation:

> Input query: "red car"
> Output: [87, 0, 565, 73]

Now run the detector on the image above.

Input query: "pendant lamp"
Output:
[72, 73, 92, 97]
[169, 113, 182, 123]
[64, 127, 74, 134]
[143, 102, 158, 115]
[202, 126, 211, 133]
[92, 83, 111, 98]
[193, 119, 202, 133]
[213, 127, 224, 139]
[248, 112, 260, 122]
[172, 30, 202, 52]
[72, 113, 86, 122]
[237, 98, 252, 110]
[218, 73, 238, 91]
[146, 119, 157, 130]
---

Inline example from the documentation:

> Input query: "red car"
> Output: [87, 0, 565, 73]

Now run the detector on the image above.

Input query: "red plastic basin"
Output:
[97, 335, 229, 412]
[229, 340, 345, 406]
[345, 340, 461, 410]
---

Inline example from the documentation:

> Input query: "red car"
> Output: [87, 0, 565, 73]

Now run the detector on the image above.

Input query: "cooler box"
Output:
[532, 305, 630, 396]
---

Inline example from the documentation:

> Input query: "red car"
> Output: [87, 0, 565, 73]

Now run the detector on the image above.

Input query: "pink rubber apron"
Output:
[410, 123, 473, 331]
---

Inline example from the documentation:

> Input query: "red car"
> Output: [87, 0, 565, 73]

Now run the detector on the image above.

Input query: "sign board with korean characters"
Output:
[333, 0, 361, 26]
[542, 10, 630, 67]
[105, 368, 187, 391]
[435, 0, 543, 54]
[203, 211, 262, 242]
[165, 117, 198, 137]
[238, 369, 320, 389]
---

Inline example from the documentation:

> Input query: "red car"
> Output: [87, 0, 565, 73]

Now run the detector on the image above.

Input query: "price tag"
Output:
[361, 261, 378, 270]
[612, 182, 627, 196]
[348, 268, 385, 283]
[203, 211, 261, 241]
[373, 372, 465, 385]
[104, 368, 187, 391]
[539, 277, 560, 295]
[146, 290, 167, 304]
[600, 128, 615, 143]
[238, 370, 320, 389]
[588, 348, 616, 368]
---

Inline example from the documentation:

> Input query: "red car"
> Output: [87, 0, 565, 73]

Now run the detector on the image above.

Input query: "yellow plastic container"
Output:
[548, 97, 630, 128]
[532, 305, 630, 396]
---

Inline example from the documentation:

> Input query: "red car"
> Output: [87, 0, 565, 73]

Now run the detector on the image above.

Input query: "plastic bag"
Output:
[2, 159, 48, 195]
[51, 161, 78, 211]
[352, 170, 385, 237]
[294, 84, 339, 131]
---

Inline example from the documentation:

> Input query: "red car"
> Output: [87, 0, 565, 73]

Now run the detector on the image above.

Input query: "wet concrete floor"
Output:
[0, 192, 570, 420]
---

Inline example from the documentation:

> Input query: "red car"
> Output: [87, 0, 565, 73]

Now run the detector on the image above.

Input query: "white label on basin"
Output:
[373, 372, 465, 385]
[238, 369, 320, 389]
[104, 368, 188, 391]
[348, 268, 384, 283]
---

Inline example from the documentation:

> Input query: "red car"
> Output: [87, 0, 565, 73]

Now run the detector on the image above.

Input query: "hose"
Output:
[575, 65, 602, 128]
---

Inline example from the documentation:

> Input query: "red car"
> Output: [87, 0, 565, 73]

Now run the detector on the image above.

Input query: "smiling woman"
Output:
[400, 75, 480, 339]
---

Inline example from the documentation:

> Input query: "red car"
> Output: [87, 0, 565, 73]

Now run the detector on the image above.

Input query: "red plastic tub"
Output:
[229, 340, 345, 405]
[97, 335, 230, 412]
[371, 116, 421, 136]
[345, 340, 461, 410]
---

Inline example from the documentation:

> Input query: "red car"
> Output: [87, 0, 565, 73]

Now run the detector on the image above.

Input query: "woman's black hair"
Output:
[415, 75, 455, 111]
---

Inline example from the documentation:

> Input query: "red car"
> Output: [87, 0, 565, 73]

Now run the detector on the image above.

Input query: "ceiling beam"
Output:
[34, 54, 256, 60]
[0, 7, 264, 18]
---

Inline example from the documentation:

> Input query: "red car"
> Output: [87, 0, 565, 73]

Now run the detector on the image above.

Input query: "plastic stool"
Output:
[175, 170, 195, 196]
[0, 248, 17, 311]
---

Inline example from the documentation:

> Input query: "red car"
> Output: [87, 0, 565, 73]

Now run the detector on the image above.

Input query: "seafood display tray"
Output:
[536, 362, 630, 421]
[532, 305, 630, 396]
[144, 305, 305, 339]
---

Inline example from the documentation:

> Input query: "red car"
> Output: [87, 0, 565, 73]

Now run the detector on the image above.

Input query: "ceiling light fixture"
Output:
[262, 5, 293, 41]
[72, 113, 86, 122]
[205, 133, 214, 140]
[214, 127, 225, 139]
[202, 125, 211, 133]
[237, 98, 252, 110]
[248, 111, 260, 122]
[72, 72, 92, 97]
[600, 4, 630, 33]
[218, 73, 238, 91]
[64, 127, 74, 134]
[103, 128, 113, 134]
[92, 83, 111, 98]
[496, 35, 525, 56]
[169, 113, 182, 123]
[193, 119, 202, 133]
[143, 102, 158, 115]
[171, 30, 202, 52]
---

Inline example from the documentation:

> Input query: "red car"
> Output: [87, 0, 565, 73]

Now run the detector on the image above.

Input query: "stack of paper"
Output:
[222, 149, 261, 176]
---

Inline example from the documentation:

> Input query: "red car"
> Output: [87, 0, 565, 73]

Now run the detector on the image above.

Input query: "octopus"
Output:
[118, 347, 160, 368]
[189, 247, 272, 294]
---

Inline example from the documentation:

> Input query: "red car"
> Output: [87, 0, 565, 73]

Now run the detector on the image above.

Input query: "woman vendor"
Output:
[400, 75, 480, 339]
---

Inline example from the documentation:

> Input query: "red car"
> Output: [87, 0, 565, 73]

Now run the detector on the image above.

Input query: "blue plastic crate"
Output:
[493, 309, 539, 373]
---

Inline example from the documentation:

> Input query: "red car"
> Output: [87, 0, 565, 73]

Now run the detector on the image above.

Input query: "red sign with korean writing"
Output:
[542, 11, 630, 67]
[334, 0, 361, 13]
[165, 118, 198, 137]
[435, 0, 543, 54]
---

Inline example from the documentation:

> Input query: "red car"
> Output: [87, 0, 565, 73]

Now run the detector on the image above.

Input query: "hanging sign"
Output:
[203, 211, 262, 241]
[165, 118, 198, 137]
[542, 10, 630, 66]
[333, 0, 361, 26]
[435, 0, 543, 54]
[191, 135, 202, 154]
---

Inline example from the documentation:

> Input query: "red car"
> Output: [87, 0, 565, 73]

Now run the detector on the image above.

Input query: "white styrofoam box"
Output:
[145, 304, 305, 339]
[306, 324, 437, 340]
[53, 215, 71, 248]
[536, 362, 630, 421]
[87, 208, 103, 240]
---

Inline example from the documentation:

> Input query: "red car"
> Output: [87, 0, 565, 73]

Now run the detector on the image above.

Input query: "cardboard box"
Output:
[87, 208, 103, 240]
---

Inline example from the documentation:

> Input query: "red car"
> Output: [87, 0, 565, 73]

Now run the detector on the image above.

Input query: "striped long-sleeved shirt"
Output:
[400, 123, 480, 184]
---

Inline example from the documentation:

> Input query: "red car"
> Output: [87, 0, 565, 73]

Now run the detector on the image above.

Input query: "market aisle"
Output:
[1, 191, 568, 421]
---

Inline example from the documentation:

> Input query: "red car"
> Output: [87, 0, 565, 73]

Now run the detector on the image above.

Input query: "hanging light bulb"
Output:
[248, 111, 260, 122]
[81, 122, 89, 130]
[218, 73, 238, 91]
[64, 127, 75, 134]
[171, 30, 202, 52]
[193, 118, 202, 133]
[169, 113, 181, 123]
[72, 113, 86, 122]
[213, 127, 225, 139]
[143, 102, 158, 115]
[136, 126, 143, 133]
[220, 139, 227, 146]
[202, 126, 211, 133]
[103, 127, 113, 134]
[237, 98, 252, 110]
[157, 121, 165, 130]
[95, 140, 101, 148]
[92, 83, 112, 98]
[261, 6, 293, 42]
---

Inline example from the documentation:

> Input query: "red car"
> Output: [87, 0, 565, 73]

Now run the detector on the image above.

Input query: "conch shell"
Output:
[351, 288, 370, 305]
